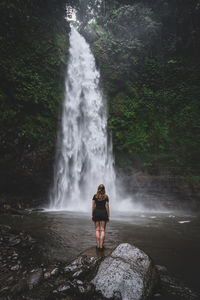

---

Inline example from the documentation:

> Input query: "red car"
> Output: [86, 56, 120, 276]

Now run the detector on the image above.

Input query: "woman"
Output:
[92, 184, 109, 251]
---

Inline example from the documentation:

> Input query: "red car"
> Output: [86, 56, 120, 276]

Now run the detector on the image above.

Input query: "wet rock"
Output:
[80, 25, 99, 43]
[10, 264, 20, 271]
[64, 255, 100, 280]
[9, 237, 21, 246]
[0, 224, 47, 298]
[72, 269, 83, 278]
[28, 268, 43, 289]
[156, 265, 167, 273]
[0, 224, 11, 232]
[159, 273, 198, 299]
[91, 243, 159, 300]
[154, 293, 161, 297]
[0, 286, 9, 293]
[1, 204, 25, 215]
[0, 228, 159, 300]
[51, 267, 59, 276]
[60, 244, 158, 299]
[10, 279, 27, 294]
[26, 234, 35, 243]
[64, 263, 78, 273]
[44, 271, 51, 279]
[7, 276, 14, 282]
[57, 283, 71, 293]
[78, 284, 85, 294]
[12, 251, 18, 259]
[31, 208, 45, 212]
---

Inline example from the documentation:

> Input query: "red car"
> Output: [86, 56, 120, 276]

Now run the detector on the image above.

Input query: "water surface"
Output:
[2, 210, 200, 299]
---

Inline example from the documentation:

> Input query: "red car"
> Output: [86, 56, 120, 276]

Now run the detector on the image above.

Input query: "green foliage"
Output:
[1, 0, 200, 199]
[0, 0, 69, 170]
[90, 0, 200, 174]
[89, 21, 98, 30]
[109, 82, 200, 173]
[187, 176, 200, 185]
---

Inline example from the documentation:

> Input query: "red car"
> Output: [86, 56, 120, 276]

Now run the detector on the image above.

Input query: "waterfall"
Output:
[49, 26, 116, 211]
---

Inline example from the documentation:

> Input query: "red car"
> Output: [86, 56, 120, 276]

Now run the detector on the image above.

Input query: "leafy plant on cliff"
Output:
[0, 0, 72, 196]
[91, 0, 200, 174]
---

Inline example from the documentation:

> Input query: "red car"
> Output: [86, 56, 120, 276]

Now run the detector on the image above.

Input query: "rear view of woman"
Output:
[92, 184, 109, 251]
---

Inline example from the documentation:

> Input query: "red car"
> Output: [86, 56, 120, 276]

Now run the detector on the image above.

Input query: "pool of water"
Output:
[1, 210, 200, 299]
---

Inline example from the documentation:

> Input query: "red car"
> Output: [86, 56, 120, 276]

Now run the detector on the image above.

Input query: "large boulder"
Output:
[79, 24, 105, 44]
[91, 243, 158, 300]
[57, 243, 158, 299]
[0, 234, 159, 299]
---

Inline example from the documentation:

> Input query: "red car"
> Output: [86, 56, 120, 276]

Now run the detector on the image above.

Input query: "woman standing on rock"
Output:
[92, 184, 109, 251]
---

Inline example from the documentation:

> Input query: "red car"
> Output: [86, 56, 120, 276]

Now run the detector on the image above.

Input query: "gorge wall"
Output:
[0, 0, 200, 207]
[0, 0, 70, 205]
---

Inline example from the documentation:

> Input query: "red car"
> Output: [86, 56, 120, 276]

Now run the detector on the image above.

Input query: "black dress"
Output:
[92, 194, 109, 222]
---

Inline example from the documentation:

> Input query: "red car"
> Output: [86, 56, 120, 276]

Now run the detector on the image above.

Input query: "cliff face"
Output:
[0, 0, 200, 206]
[0, 0, 71, 204]
[80, 0, 200, 178]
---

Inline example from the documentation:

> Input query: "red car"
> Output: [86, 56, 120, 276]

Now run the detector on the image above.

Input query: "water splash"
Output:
[49, 26, 116, 211]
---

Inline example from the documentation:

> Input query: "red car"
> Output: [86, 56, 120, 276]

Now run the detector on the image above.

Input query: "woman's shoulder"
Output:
[105, 194, 109, 201]
[92, 194, 97, 200]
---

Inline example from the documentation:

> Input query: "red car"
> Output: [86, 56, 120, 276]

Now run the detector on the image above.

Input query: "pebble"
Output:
[12, 251, 18, 257]
[10, 264, 20, 271]
[9, 238, 21, 246]
[64, 264, 77, 273]
[51, 267, 59, 276]
[57, 284, 71, 292]
[7, 276, 14, 282]
[72, 269, 83, 278]
[156, 265, 168, 273]
[28, 268, 43, 290]
[44, 272, 51, 279]
[0, 286, 9, 292]
[78, 285, 85, 293]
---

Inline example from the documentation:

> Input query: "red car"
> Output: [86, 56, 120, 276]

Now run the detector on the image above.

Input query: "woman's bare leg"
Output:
[95, 221, 100, 248]
[100, 221, 106, 248]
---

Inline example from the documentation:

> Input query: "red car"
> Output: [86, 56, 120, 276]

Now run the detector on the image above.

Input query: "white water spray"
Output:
[49, 26, 116, 211]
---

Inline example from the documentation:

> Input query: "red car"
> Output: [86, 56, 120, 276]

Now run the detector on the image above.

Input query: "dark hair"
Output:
[96, 184, 107, 200]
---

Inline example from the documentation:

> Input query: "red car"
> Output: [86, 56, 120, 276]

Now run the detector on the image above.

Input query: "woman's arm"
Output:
[92, 200, 95, 219]
[106, 201, 110, 221]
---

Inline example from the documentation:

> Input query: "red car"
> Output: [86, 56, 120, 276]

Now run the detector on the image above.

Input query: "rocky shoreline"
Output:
[0, 222, 199, 300]
[0, 223, 159, 299]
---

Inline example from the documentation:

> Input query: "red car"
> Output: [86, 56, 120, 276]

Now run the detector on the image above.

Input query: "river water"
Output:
[1, 209, 200, 299]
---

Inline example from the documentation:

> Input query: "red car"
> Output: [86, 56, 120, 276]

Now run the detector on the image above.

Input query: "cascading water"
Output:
[49, 26, 116, 211]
